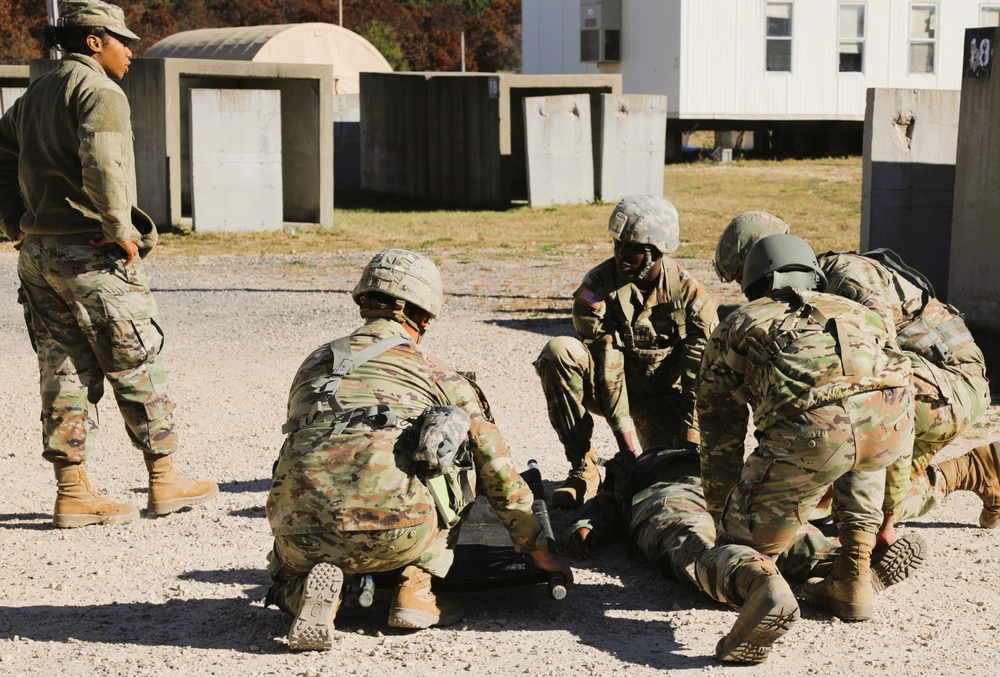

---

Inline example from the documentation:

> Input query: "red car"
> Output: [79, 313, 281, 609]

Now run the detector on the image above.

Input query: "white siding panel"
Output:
[521, 0, 542, 74]
[617, 0, 679, 97]
[680, 0, 745, 117]
[522, 0, 986, 120]
[522, 0, 589, 75]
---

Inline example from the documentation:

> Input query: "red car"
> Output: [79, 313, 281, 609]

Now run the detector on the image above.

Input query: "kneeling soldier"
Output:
[266, 249, 573, 650]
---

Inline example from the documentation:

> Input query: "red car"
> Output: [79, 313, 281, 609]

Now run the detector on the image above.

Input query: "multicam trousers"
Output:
[720, 387, 915, 556]
[567, 457, 834, 608]
[17, 234, 177, 464]
[534, 336, 684, 457]
[909, 352, 990, 474]
[266, 517, 454, 616]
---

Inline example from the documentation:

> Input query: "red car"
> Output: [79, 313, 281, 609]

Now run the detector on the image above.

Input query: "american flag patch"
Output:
[576, 287, 603, 309]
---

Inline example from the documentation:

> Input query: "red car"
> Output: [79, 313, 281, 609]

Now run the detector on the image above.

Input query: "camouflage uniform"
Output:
[266, 318, 542, 616]
[0, 52, 173, 464]
[566, 449, 833, 605]
[819, 251, 990, 521]
[534, 257, 718, 454]
[698, 289, 915, 556]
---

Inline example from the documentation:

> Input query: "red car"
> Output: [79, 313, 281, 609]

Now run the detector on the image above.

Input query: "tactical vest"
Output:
[723, 290, 883, 406]
[611, 262, 688, 363]
[282, 335, 410, 436]
[862, 249, 975, 364]
[280, 335, 476, 528]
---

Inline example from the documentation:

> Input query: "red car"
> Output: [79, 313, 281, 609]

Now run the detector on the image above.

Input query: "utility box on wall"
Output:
[580, 0, 622, 63]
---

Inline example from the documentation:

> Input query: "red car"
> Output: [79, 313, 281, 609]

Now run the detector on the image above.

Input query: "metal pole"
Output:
[339, 0, 343, 27]
[460, 31, 465, 72]
[46, 0, 61, 59]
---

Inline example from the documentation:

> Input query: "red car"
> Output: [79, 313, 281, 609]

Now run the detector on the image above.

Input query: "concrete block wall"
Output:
[360, 72, 621, 208]
[30, 58, 334, 232]
[333, 94, 361, 190]
[523, 94, 595, 207]
[951, 31, 1000, 332]
[860, 87, 960, 299]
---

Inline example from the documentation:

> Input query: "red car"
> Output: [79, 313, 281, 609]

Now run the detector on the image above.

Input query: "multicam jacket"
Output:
[572, 256, 718, 438]
[820, 251, 982, 368]
[0, 54, 155, 247]
[267, 318, 542, 553]
[697, 289, 911, 515]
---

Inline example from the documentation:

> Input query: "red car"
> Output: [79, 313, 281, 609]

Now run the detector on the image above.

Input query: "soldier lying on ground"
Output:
[565, 447, 926, 664]
[265, 249, 573, 651]
[698, 234, 915, 624]
[534, 194, 719, 509]
[713, 212, 1000, 533]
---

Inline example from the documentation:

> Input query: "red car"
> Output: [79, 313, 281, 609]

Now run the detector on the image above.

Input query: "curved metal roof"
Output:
[144, 23, 392, 94]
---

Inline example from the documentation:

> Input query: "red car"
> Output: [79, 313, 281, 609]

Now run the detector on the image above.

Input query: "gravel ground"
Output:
[1, 246, 999, 677]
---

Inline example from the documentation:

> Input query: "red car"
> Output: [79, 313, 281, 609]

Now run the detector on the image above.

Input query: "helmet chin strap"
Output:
[621, 245, 657, 282]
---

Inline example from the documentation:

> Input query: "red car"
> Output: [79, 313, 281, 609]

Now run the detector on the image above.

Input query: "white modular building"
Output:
[523, 0, 1000, 152]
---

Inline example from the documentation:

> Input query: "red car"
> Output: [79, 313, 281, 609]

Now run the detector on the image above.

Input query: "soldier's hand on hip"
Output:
[91, 236, 139, 266]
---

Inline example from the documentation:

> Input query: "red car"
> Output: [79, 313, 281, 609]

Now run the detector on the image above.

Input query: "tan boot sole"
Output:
[52, 505, 140, 529]
[147, 484, 219, 516]
[716, 577, 799, 663]
[871, 533, 927, 592]
[288, 562, 343, 651]
[388, 605, 464, 629]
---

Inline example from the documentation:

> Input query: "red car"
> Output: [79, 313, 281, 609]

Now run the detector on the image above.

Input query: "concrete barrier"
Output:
[523, 94, 594, 207]
[951, 28, 1000, 332]
[598, 94, 668, 203]
[861, 87, 960, 299]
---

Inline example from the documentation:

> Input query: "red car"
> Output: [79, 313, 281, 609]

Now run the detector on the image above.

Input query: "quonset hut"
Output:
[144, 22, 392, 95]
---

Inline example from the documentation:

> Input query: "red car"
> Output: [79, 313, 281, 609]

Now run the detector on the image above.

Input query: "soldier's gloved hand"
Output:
[568, 527, 592, 560]
[530, 546, 574, 587]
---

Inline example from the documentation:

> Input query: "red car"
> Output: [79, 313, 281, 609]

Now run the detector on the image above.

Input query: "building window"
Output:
[981, 5, 1000, 26]
[766, 2, 793, 72]
[839, 3, 866, 72]
[909, 4, 936, 74]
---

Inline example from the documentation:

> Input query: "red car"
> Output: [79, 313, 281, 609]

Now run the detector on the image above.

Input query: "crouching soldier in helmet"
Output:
[534, 195, 719, 509]
[266, 249, 573, 650]
[715, 212, 999, 533]
[699, 234, 916, 624]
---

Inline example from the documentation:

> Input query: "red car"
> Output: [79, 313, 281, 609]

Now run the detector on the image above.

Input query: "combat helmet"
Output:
[741, 233, 827, 299]
[714, 211, 791, 283]
[352, 249, 443, 324]
[608, 194, 679, 281]
[609, 194, 680, 254]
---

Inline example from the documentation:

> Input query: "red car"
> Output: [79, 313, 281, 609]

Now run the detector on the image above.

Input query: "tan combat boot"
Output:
[716, 559, 799, 664]
[803, 529, 876, 621]
[52, 461, 140, 529]
[287, 562, 344, 651]
[550, 450, 601, 510]
[933, 442, 1000, 529]
[870, 532, 927, 592]
[144, 453, 219, 515]
[387, 565, 464, 629]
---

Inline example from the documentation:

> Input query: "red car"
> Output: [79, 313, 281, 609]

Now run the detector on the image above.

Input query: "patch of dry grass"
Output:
[152, 157, 863, 261]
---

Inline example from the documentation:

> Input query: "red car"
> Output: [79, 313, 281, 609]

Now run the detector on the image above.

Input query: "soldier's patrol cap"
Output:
[58, 0, 140, 42]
